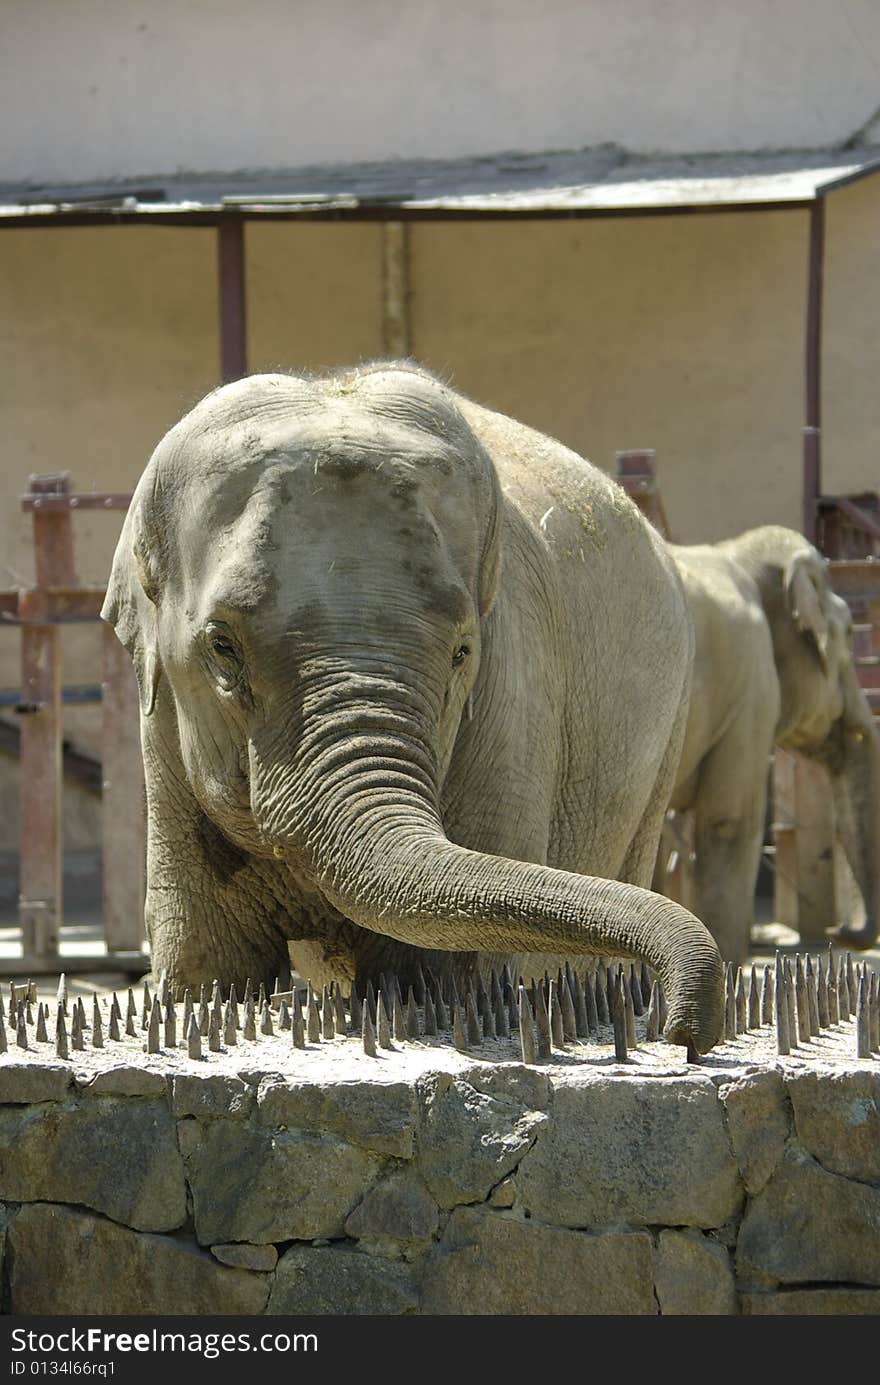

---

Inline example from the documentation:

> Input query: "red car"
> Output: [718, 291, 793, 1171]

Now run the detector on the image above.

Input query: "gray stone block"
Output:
[654, 1229, 737, 1315]
[0, 1098, 186, 1232]
[416, 1072, 546, 1210]
[0, 1062, 72, 1104]
[345, 1168, 439, 1243]
[718, 1069, 790, 1194]
[786, 1069, 880, 1184]
[257, 1076, 417, 1158]
[421, 1206, 656, 1315]
[172, 1073, 254, 1121]
[8, 1203, 269, 1314]
[517, 1074, 741, 1229]
[211, 1242, 279, 1272]
[737, 1152, 880, 1286]
[185, 1118, 385, 1244]
[268, 1244, 418, 1315]
[742, 1287, 880, 1314]
[79, 1066, 168, 1098]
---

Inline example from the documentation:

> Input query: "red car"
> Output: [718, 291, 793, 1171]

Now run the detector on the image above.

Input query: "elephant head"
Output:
[103, 366, 723, 1051]
[735, 525, 880, 949]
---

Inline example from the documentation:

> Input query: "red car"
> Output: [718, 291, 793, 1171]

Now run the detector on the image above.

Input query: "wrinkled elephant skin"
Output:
[103, 365, 723, 1052]
[668, 525, 880, 961]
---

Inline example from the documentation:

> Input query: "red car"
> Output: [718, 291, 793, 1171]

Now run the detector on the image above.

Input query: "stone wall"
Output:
[1, 1059, 879, 1315]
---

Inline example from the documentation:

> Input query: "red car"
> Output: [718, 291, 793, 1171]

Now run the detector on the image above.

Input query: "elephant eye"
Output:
[204, 624, 244, 687]
[452, 644, 470, 667]
[210, 634, 237, 660]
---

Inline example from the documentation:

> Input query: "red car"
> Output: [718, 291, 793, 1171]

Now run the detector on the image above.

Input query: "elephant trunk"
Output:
[251, 679, 724, 1053]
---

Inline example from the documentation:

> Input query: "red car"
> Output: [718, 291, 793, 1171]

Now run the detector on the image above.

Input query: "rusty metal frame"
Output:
[0, 477, 144, 976]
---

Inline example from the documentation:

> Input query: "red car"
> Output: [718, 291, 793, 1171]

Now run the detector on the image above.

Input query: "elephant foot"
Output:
[830, 920, 879, 951]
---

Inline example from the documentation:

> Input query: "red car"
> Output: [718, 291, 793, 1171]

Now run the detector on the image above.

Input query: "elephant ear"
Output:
[101, 480, 163, 716]
[785, 548, 830, 670]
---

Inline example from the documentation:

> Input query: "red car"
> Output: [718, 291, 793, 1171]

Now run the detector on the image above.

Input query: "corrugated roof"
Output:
[3, 145, 880, 222]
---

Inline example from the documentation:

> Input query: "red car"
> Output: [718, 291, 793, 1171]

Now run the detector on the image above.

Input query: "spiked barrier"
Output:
[0, 952, 876, 1074]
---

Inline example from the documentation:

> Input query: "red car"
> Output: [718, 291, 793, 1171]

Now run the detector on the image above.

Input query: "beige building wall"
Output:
[1, 189, 878, 854]
[4, 1, 880, 182]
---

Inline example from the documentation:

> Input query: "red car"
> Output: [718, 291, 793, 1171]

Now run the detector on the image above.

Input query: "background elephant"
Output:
[103, 363, 723, 1052]
[666, 524, 880, 962]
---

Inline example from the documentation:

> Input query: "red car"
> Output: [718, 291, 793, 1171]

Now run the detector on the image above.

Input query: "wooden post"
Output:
[773, 748, 836, 941]
[100, 624, 146, 951]
[382, 221, 411, 358]
[802, 197, 825, 545]
[18, 474, 76, 958]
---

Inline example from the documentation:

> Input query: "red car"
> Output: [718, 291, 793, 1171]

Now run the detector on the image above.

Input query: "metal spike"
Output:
[208, 1005, 221, 1052]
[612, 974, 628, 1061]
[623, 968, 636, 1047]
[493, 980, 510, 1040]
[223, 1000, 237, 1047]
[583, 966, 599, 1032]
[158, 968, 170, 1008]
[518, 985, 536, 1063]
[257, 981, 268, 1015]
[645, 981, 661, 1042]
[816, 957, 830, 1028]
[24, 1000, 34, 1027]
[761, 964, 774, 1026]
[414, 966, 427, 1008]
[71, 1005, 84, 1051]
[125, 988, 137, 1037]
[405, 988, 420, 1039]
[141, 980, 152, 1029]
[322, 985, 336, 1041]
[277, 998, 291, 1031]
[55, 1009, 68, 1060]
[307, 985, 321, 1044]
[108, 1006, 120, 1043]
[333, 985, 347, 1035]
[197, 993, 209, 1036]
[548, 980, 565, 1048]
[91, 996, 103, 1048]
[629, 964, 645, 1017]
[560, 975, 578, 1042]
[434, 982, 449, 1032]
[423, 987, 438, 1036]
[146, 998, 161, 1054]
[243, 977, 254, 1008]
[291, 999, 305, 1049]
[466, 992, 482, 1046]
[827, 958, 840, 1026]
[260, 1001, 274, 1037]
[594, 968, 610, 1025]
[76, 996, 87, 1031]
[604, 964, 616, 1020]
[164, 999, 176, 1049]
[187, 1013, 202, 1060]
[364, 979, 377, 1024]
[242, 994, 256, 1041]
[181, 988, 193, 1036]
[837, 957, 850, 1020]
[775, 954, 790, 1056]
[376, 992, 393, 1049]
[362, 1004, 377, 1057]
[569, 967, 589, 1037]
[0, 991, 4, 1023]
[640, 962, 653, 1008]
[724, 964, 736, 1040]
[846, 953, 858, 1017]
[856, 974, 871, 1058]
[56, 973, 68, 1016]
[533, 977, 552, 1059]
[452, 1004, 468, 1052]
[794, 955, 811, 1043]
[784, 958, 799, 1047]
[735, 968, 747, 1034]
[869, 971, 879, 1051]
[392, 988, 407, 1042]
[35, 1003, 48, 1044]
[0, 1010, 6, 1054]
[805, 956, 821, 1035]
[227, 983, 240, 1030]
[747, 966, 760, 1030]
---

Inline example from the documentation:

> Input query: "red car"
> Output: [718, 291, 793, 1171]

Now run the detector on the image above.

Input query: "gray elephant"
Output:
[102, 363, 723, 1052]
[666, 524, 879, 962]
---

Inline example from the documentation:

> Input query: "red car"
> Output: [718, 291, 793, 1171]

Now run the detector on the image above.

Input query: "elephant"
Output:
[102, 363, 723, 1053]
[664, 524, 880, 963]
